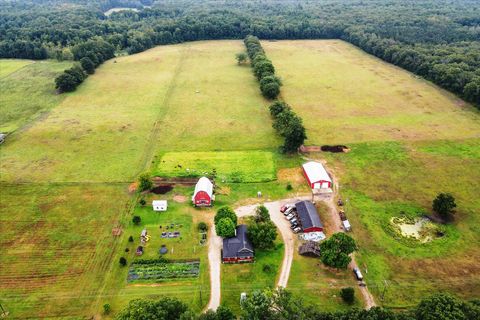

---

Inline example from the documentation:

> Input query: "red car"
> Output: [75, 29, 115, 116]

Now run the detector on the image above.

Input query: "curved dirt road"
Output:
[235, 197, 310, 288]
[206, 225, 223, 311]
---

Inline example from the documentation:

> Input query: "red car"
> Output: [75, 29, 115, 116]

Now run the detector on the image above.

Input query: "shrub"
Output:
[128, 235, 134, 242]
[197, 221, 208, 232]
[269, 101, 290, 118]
[433, 193, 456, 219]
[286, 183, 293, 190]
[340, 287, 355, 304]
[132, 215, 141, 225]
[125, 248, 130, 252]
[138, 172, 152, 191]
[119, 257, 127, 266]
[139, 198, 146, 206]
[236, 52, 248, 64]
[262, 264, 275, 274]
[103, 303, 111, 314]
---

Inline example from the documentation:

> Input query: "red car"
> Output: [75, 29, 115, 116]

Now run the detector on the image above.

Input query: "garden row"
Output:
[54, 39, 115, 93]
[243, 36, 307, 153]
[127, 259, 200, 282]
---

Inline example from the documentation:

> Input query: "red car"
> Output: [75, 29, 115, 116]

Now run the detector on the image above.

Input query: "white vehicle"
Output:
[290, 218, 298, 224]
[342, 219, 351, 232]
[283, 206, 295, 216]
[353, 268, 364, 281]
[292, 227, 302, 233]
[287, 214, 297, 221]
[285, 213, 295, 220]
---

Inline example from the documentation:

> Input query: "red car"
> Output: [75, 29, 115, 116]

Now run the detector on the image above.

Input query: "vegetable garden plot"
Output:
[127, 260, 200, 282]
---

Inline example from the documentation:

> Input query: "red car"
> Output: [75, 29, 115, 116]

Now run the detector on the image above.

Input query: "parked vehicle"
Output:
[280, 204, 292, 213]
[290, 223, 299, 229]
[342, 219, 351, 231]
[339, 210, 347, 221]
[292, 227, 302, 233]
[290, 218, 298, 225]
[353, 268, 363, 281]
[337, 198, 344, 206]
[285, 213, 295, 220]
[284, 206, 295, 216]
[287, 215, 297, 221]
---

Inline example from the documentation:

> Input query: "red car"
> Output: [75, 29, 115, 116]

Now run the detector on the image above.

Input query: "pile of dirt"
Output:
[151, 185, 173, 194]
[321, 145, 350, 153]
[173, 195, 187, 203]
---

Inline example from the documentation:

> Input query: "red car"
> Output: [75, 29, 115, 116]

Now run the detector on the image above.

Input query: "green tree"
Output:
[199, 305, 236, 320]
[340, 287, 355, 304]
[319, 233, 357, 269]
[269, 101, 290, 118]
[115, 297, 190, 320]
[254, 205, 270, 223]
[236, 52, 248, 64]
[433, 193, 456, 219]
[132, 215, 141, 225]
[55, 72, 78, 93]
[282, 115, 307, 153]
[260, 80, 280, 100]
[138, 172, 152, 191]
[416, 293, 479, 320]
[241, 290, 274, 320]
[247, 219, 277, 249]
[119, 257, 127, 266]
[214, 206, 238, 226]
[253, 60, 275, 80]
[80, 56, 95, 74]
[216, 217, 236, 238]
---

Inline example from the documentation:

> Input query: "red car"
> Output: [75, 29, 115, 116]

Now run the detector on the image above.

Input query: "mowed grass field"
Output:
[264, 40, 480, 307]
[0, 184, 130, 318]
[154, 151, 276, 182]
[263, 40, 480, 145]
[0, 59, 72, 132]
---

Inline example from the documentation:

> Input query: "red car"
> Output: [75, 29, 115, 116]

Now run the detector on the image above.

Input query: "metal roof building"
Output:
[295, 200, 324, 233]
[302, 161, 332, 190]
[222, 225, 254, 263]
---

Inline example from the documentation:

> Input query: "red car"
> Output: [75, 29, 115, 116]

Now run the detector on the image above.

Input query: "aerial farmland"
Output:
[1, 1, 480, 319]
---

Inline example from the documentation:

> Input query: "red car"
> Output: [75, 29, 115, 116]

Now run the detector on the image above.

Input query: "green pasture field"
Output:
[0, 59, 33, 77]
[221, 240, 284, 314]
[264, 40, 480, 307]
[0, 183, 130, 318]
[154, 151, 276, 183]
[263, 40, 480, 145]
[152, 40, 280, 152]
[0, 59, 71, 132]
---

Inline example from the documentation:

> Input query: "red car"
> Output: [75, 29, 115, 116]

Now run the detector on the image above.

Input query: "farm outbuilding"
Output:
[222, 225, 254, 263]
[152, 200, 168, 211]
[295, 200, 323, 233]
[302, 161, 332, 190]
[298, 241, 321, 257]
[192, 177, 214, 207]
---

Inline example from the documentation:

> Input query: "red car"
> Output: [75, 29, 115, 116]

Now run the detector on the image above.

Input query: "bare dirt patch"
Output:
[151, 185, 173, 194]
[173, 195, 187, 203]
[277, 167, 303, 183]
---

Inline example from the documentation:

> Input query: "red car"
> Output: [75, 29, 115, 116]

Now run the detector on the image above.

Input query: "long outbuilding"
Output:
[192, 177, 214, 206]
[295, 200, 323, 233]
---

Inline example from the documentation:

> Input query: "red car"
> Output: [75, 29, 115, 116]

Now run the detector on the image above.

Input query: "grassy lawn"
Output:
[0, 184, 130, 318]
[154, 150, 276, 183]
[221, 241, 284, 314]
[0, 59, 71, 132]
[263, 40, 480, 145]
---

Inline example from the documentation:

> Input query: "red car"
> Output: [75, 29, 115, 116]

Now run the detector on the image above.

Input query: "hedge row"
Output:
[243, 35, 281, 100]
[54, 39, 115, 93]
[269, 101, 307, 153]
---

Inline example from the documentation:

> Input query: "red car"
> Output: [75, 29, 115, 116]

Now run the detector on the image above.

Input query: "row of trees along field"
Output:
[114, 289, 480, 320]
[0, 0, 478, 105]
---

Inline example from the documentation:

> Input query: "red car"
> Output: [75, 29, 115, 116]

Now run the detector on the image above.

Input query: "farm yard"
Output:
[264, 40, 480, 307]
[1, 36, 480, 319]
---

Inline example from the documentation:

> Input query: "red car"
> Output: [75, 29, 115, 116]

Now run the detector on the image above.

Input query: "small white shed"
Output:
[152, 200, 168, 212]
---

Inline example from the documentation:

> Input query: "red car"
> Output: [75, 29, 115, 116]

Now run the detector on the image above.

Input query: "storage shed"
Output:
[152, 200, 168, 211]
[295, 200, 324, 233]
[192, 177, 214, 207]
[302, 161, 332, 190]
[222, 225, 254, 263]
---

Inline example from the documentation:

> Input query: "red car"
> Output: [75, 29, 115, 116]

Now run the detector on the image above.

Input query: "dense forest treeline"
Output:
[0, 0, 479, 105]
